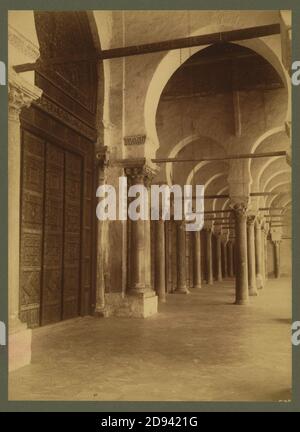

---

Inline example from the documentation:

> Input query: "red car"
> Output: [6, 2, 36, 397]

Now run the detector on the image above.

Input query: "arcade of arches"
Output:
[8, 10, 292, 401]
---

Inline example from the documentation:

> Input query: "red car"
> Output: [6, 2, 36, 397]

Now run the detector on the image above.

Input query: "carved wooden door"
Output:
[19, 131, 45, 327]
[62, 152, 82, 320]
[20, 131, 84, 327]
[41, 143, 64, 325]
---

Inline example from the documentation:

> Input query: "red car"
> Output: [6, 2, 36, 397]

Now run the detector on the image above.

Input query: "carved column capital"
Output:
[123, 158, 159, 186]
[247, 214, 256, 226]
[8, 69, 42, 122]
[96, 146, 110, 168]
[232, 202, 248, 222]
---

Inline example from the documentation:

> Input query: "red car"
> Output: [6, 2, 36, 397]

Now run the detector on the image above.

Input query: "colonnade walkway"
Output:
[9, 277, 291, 401]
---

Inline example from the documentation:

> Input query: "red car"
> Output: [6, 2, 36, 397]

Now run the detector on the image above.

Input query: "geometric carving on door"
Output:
[63, 152, 82, 320]
[20, 131, 45, 328]
[20, 130, 88, 327]
[41, 143, 64, 325]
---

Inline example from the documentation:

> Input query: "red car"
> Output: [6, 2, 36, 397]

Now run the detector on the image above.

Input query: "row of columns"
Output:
[150, 209, 281, 305]
[151, 220, 238, 301]
[96, 160, 282, 310]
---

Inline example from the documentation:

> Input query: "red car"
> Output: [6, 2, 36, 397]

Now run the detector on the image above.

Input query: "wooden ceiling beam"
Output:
[13, 23, 281, 73]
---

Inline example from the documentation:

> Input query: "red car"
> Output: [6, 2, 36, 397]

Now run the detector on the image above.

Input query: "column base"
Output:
[193, 284, 202, 289]
[158, 295, 167, 303]
[249, 288, 259, 296]
[9, 319, 32, 372]
[256, 274, 264, 289]
[174, 286, 190, 294]
[103, 291, 158, 318]
[234, 299, 249, 305]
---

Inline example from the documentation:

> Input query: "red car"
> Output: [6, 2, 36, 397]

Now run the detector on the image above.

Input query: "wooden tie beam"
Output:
[13, 24, 281, 73]
[152, 151, 286, 164]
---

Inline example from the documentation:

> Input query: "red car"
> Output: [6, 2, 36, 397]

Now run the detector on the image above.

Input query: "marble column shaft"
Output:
[228, 240, 234, 277]
[255, 219, 264, 289]
[193, 230, 202, 289]
[221, 241, 228, 278]
[155, 219, 166, 302]
[274, 240, 281, 278]
[234, 206, 249, 305]
[216, 234, 223, 282]
[175, 221, 189, 294]
[206, 229, 213, 285]
[247, 216, 258, 296]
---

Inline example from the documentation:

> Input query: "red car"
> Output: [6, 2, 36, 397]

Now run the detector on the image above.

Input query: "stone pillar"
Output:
[154, 219, 166, 302]
[124, 161, 159, 317]
[255, 218, 264, 289]
[264, 227, 269, 281]
[232, 242, 236, 276]
[171, 219, 178, 292]
[274, 240, 281, 278]
[95, 148, 109, 315]
[206, 228, 213, 285]
[186, 231, 191, 288]
[8, 70, 42, 371]
[233, 205, 249, 305]
[228, 240, 234, 277]
[175, 221, 189, 294]
[193, 230, 202, 289]
[261, 224, 266, 284]
[247, 215, 258, 296]
[216, 233, 223, 282]
[221, 240, 228, 278]
[166, 220, 173, 293]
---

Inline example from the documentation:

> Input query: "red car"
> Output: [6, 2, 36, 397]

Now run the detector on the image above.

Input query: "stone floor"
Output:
[9, 277, 292, 401]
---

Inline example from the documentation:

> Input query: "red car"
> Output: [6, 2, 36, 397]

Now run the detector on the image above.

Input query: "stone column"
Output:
[166, 220, 173, 293]
[154, 219, 166, 302]
[175, 221, 189, 294]
[206, 228, 213, 285]
[171, 219, 178, 292]
[221, 240, 228, 279]
[247, 215, 258, 296]
[8, 70, 42, 371]
[261, 224, 266, 284]
[216, 233, 223, 282]
[193, 230, 202, 289]
[264, 227, 269, 281]
[228, 240, 234, 277]
[255, 218, 264, 289]
[124, 161, 159, 317]
[263, 228, 268, 281]
[95, 148, 109, 315]
[232, 242, 236, 276]
[186, 231, 191, 288]
[233, 205, 249, 305]
[274, 240, 281, 278]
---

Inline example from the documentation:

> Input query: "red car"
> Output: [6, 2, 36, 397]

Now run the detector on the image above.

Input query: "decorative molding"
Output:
[124, 135, 147, 146]
[36, 64, 97, 114]
[8, 25, 40, 61]
[8, 69, 42, 121]
[33, 96, 97, 141]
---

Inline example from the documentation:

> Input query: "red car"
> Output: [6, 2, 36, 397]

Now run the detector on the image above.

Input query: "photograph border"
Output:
[0, 0, 299, 412]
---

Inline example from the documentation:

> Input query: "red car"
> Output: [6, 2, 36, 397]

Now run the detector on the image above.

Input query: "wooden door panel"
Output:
[41, 143, 64, 325]
[63, 152, 82, 319]
[20, 128, 90, 327]
[20, 131, 45, 328]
